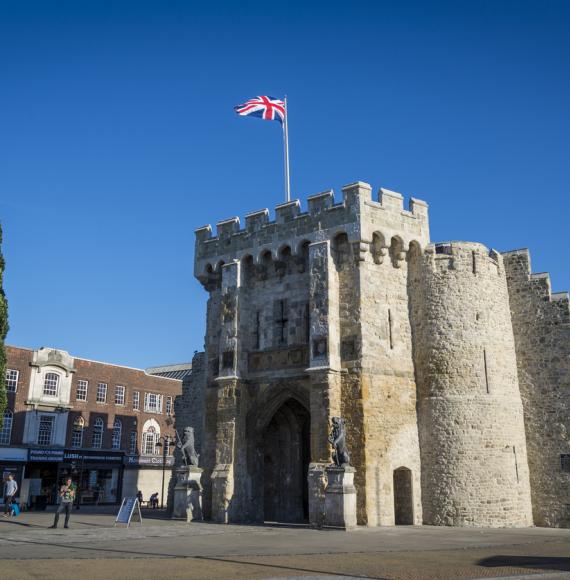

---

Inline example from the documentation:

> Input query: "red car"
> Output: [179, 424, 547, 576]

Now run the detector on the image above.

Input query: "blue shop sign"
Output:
[28, 448, 65, 462]
[63, 450, 124, 464]
[124, 455, 175, 467]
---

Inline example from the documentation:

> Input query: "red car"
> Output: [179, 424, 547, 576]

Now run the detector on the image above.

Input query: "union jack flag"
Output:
[234, 96, 285, 124]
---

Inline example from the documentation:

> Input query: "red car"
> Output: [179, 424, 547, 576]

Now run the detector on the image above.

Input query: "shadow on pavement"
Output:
[0, 520, 45, 529]
[262, 521, 311, 530]
[140, 509, 172, 521]
[1, 537, 386, 579]
[479, 555, 570, 572]
[66, 521, 113, 528]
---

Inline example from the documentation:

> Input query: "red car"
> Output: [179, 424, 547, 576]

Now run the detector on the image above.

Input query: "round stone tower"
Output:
[408, 241, 533, 527]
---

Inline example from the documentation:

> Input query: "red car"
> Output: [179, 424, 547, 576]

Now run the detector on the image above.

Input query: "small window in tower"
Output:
[274, 300, 289, 346]
[435, 243, 452, 255]
[483, 349, 490, 394]
[561, 454, 570, 473]
[253, 311, 261, 350]
[222, 350, 235, 370]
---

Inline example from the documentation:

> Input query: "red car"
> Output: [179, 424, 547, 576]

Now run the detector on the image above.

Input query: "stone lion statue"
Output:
[328, 417, 351, 467]
[178, 426, 199, 466]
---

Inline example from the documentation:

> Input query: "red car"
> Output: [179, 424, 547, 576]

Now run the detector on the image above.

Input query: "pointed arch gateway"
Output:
[262, 397, 310, 523]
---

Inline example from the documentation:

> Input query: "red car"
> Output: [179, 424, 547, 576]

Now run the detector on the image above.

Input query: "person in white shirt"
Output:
[2, 474, 18, 517]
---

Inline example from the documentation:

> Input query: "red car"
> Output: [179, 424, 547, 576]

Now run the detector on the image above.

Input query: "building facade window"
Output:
[144, 393, 163, 414]
[129, 431, 137, 455]
[5, 369, 19, 393]
[96, 383, 107, 403]
[143, 426, 158, 455]
[92, 417, 104, 448]
[0, 410, 13, 445]
[76, 380, 88, 401]
[37, 415, 55, 446]
[115, 385, 125, 406]
[43, 373, 60, 397]
[111, 419, 122, 449]
[166, 396, 173, 415]
[132, 391, 140, 411]
[71, 416, 84, 448]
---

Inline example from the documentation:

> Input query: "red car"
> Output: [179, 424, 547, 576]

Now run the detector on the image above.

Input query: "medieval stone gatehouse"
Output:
[176, 182, 569, 528]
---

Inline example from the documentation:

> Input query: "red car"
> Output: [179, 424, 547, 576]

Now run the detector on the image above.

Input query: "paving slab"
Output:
[1, 510, 569, 579]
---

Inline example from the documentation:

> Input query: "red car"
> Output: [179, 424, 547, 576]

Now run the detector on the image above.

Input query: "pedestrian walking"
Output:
[2, 474, 18, 518]
[50, 477, 76, 529]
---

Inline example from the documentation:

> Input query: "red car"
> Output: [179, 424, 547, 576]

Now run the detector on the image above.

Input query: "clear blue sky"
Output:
[1, 0, 569, 368]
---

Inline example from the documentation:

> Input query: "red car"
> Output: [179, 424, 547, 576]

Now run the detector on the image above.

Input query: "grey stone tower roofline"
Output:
[194, 181, 429, 280]
[195, 182, 428, 240]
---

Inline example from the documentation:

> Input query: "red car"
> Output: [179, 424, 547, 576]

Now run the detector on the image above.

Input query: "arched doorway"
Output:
[263, 398, 310, 523]
[393, 467, 414, 525]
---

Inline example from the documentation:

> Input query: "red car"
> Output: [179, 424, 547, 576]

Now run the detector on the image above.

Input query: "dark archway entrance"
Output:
[263, 398, 310, 523]
[393, 467, 414, 525]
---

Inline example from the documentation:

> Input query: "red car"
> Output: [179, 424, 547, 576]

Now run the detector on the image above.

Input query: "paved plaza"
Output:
[0, 508, 569, 579]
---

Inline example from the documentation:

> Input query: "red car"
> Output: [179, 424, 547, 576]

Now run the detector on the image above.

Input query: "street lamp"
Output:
[75, 450, 86, 510]
[154, 435, 174, 509]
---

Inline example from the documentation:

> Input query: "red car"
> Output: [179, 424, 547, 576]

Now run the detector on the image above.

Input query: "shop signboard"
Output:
[28, 448, 64, 462]
[0, 448, 28, 462]
[63, 450, 124, 464]
[124, 455, 175, 467]
[114, 496, 142, 527]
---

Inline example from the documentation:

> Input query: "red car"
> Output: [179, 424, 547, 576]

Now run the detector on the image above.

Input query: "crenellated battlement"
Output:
[418, 241, 503, 276]
[502, 248, 570, 315]
[187, 174, 568, 529]
[194, 181, 429, 280]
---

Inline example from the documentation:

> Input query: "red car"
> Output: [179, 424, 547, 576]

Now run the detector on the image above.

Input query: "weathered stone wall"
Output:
[356, 238, 423, 526]
[193, 183, 430, 526]
[409, 242, 533, 526]
[503, 249, 570, 527]
[173, 351, 206, 455]
[169, 351, 206, 512]
[183, 180, 567, 528]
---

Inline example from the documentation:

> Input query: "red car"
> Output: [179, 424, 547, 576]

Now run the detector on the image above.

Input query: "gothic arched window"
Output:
[112, 419, 122, 450]
[71, 416, 85, 448]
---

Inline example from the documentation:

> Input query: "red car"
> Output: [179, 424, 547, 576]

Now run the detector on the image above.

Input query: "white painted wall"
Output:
[27, 365, 73, 407]
[23, 410, 69, 446]
[122, 468, 173, 507]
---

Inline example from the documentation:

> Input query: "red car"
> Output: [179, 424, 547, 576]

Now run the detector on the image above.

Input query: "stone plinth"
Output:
[172, 466, 203, 522]
[324, 466, 357, 530]
[211, 463, 234, 523]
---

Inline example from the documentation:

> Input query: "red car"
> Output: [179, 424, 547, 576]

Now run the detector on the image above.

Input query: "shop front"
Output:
[123, 454, 175, 506]
[60, 449, 125, 505]
[0, 447, 27, 508]
[27, 448, 65, 509]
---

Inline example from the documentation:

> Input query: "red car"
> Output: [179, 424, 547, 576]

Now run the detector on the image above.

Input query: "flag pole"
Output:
[283, 96, 291, 202]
